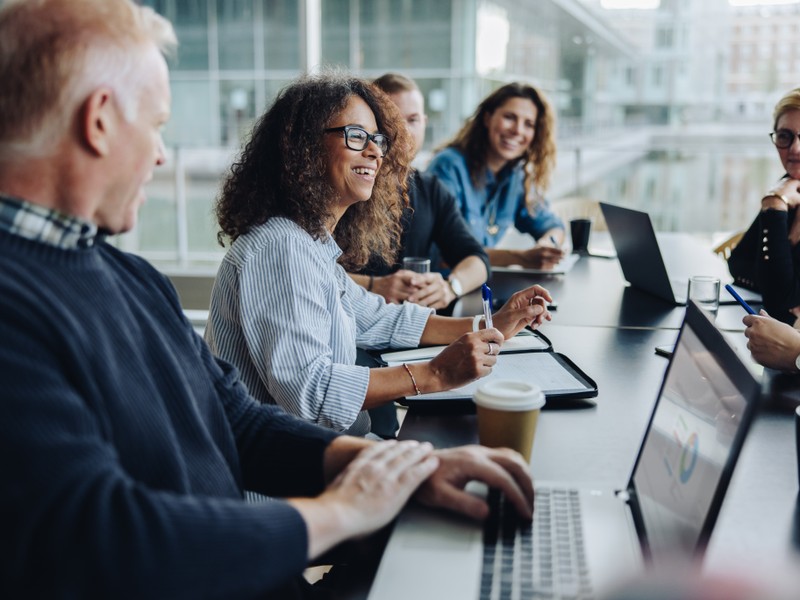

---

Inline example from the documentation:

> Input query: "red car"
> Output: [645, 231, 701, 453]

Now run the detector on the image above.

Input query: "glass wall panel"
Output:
[129, 0, 791, 270]
[145, 0, 210, 71]
[187, 175, 224, 255]
[219, 80, 257, 146]
[218, 0, 255, 70]
[166, 80, 216, 146]
[321, 0, 352, 67]
[360, 0, 452, 70]
[263, 0, 301, 69]
[137, 171, 179, 255]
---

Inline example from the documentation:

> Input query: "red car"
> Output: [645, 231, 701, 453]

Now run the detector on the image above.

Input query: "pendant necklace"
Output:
[486, 196, 499, 236]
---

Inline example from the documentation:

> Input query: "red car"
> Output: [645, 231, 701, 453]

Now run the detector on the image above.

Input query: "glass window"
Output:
[361, 0, 452, 70]
[165, 80, 216, 146]
[219, 80, 256, 146]
[145, 0, 210, 71]
[130, 0, 798, 267]
[137, 169, 178, 256]
[656, 27, 673, 48]
[321, 0, 452, 70]
[187, 176, 224, 256]
[218, 0, 255, 70]
[263, 0, 301, 69]
[652, 66, 662, 87]
[321, 0, 352, 67]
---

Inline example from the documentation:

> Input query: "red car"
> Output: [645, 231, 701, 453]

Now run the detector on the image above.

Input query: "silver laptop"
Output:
[599, 202, 760, 306]
[368, 301, 761, 600]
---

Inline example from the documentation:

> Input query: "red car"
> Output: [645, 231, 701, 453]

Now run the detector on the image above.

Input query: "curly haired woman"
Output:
[205, 72, 552, 436]
[427, 83, 565, 270]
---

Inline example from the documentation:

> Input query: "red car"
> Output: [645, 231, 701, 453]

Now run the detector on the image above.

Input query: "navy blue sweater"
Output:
[0, 230, 338, 598]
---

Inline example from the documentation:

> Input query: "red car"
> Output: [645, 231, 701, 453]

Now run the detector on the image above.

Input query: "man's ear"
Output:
[81, 88, 116, 157]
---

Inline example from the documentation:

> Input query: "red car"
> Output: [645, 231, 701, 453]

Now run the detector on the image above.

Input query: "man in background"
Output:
[350, 73, 489, 310]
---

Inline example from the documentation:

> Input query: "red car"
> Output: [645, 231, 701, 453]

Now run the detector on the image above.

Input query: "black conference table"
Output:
[455, 233, 752, 332]
[340, 236, 800, 598]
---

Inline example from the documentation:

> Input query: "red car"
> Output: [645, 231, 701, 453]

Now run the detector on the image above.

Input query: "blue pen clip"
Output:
[549, 234, 559, 247]
[481, 284, 494, 329]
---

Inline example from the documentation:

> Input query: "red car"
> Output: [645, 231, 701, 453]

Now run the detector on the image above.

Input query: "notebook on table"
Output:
[367, 301, 761, 600]
[379, 329, 598, 406]
[492, 253, 580, 275]
[599, 202, 761, 306]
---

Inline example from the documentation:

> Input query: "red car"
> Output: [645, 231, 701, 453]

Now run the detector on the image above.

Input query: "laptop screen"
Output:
[631, 304, 757, 566]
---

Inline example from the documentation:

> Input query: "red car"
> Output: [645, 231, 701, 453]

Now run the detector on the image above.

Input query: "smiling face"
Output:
[323, 95, 383, 222]
[483, 96, 537, 174]
[775, 109, 800, 180]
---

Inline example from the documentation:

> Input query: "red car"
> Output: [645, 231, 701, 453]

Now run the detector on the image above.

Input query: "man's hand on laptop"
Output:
[290, 439, 440, 559]
[414, 445, 534, 521]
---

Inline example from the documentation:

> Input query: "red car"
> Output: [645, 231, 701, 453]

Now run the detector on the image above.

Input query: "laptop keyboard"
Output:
[480, 487, 594, 600]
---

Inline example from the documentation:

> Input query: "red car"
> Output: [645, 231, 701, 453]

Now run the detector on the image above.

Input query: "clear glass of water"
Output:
[402, 256, 431, 273]
[687, 276, 720, 318]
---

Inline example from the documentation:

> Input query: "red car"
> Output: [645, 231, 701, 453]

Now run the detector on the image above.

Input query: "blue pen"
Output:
[724, 284, 756, 315]
[549, 234, 559, 247]
[481, 284, 494, 329]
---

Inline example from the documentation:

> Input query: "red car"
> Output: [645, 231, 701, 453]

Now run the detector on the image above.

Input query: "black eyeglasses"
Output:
[770, 128, 800, 149]
[324, 125, 390, 156]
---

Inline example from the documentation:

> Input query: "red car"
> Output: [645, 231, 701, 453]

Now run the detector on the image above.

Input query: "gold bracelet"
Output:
[402, 362, 421, 396]
[763, 192, 789, 206]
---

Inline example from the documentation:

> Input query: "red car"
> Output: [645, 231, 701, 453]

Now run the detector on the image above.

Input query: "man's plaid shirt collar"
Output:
[0, 194, 98, 250]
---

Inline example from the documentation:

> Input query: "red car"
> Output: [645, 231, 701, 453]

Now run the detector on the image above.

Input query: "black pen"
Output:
[724, 284, 756, 315]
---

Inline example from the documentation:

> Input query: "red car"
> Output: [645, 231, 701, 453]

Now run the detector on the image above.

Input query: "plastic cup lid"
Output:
[473, 380, 545, 411]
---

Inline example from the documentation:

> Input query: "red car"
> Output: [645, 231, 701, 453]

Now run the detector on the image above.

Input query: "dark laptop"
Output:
[599, 202, 760, 306]
[367, 301, 761, 599]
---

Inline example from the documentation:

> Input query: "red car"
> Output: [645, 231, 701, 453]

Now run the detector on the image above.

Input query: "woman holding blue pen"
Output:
[205, 72, 553, 437]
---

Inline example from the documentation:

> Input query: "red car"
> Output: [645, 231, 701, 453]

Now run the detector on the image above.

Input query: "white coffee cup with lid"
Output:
[473, 380, 545, 462]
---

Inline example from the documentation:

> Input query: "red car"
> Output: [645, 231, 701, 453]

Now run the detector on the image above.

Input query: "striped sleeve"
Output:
[337, 268, 433, 350]
[235, 230, 369, 432]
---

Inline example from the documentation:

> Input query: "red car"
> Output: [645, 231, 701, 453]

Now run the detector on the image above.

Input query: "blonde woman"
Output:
[729, 87, 800, 324]
[427, 82, 565, 269]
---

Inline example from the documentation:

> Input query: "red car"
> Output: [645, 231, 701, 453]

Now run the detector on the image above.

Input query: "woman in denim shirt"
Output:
[427, 83, 565, 270]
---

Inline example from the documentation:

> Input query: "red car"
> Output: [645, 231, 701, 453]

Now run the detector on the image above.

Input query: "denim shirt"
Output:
[426, 147, 564, 247]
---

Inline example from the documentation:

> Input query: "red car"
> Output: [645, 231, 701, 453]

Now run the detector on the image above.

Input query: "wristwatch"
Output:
[794, 352, 800, 372]
[448, 276, 463, 298]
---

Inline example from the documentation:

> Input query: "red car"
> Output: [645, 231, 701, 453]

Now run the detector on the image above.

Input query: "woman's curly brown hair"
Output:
[215, 71, 413, 270]
[443, 82, 556, 202]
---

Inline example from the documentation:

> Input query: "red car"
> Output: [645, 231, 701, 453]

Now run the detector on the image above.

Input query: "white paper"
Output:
[491, 252, 580, 275]
[380, 329, 549, 364]
[389, 352, 585, 401]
